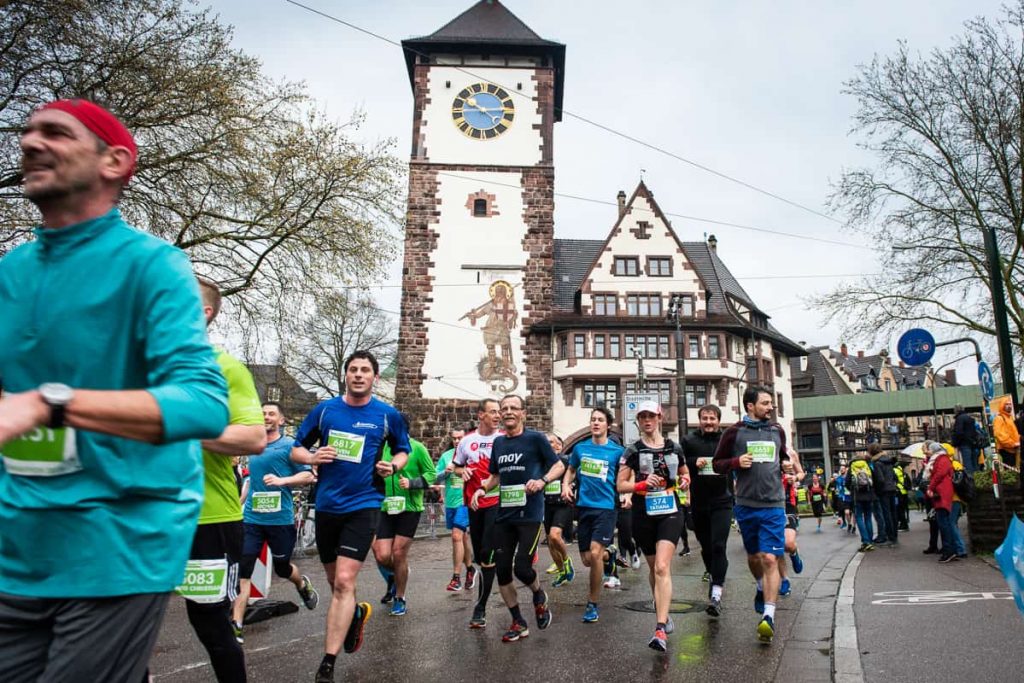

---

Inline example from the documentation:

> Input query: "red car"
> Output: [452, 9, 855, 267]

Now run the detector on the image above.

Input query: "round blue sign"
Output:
[978, 361, 995, 401]
[896, 328, 936, 366]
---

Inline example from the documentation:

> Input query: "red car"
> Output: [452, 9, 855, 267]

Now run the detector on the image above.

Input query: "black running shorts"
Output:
[315, 508, 380, 564]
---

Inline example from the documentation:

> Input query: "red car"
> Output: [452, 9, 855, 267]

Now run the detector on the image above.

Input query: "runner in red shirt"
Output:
[453, 399, 503, 628]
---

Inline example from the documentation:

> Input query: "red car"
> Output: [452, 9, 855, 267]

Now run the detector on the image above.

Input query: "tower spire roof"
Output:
[401, 1, 565, 120]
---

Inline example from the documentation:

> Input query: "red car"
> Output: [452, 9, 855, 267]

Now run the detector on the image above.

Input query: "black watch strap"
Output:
[47, 403, 66, 429]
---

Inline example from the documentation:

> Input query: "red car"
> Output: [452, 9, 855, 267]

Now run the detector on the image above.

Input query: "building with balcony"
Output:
[549, 181, 805, 446]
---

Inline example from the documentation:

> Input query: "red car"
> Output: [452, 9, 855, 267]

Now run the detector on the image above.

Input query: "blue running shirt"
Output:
[488, 429, 558, 524]
[243, 435, 311, 525]
[569, 438, 624, 510]
[294, 396, 410, 515]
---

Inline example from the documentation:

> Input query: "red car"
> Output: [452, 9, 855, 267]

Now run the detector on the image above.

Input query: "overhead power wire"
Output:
[433, 170, 870, 250]
[283, 0, 845, 228]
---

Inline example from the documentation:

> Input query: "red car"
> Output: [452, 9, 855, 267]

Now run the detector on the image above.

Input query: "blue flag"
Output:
[995, 514, 1024, 619]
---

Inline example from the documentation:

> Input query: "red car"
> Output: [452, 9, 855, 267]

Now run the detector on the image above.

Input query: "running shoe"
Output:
[757, 615, 775, 643]
[298, 575, 319, 610]
[648, 627, 668, 652]
[501, 620, 530, 642]
[665, 616, 675, 634]
[754, 588, 765, 614]
[779, 578, 792, 596]
[469, 606, 487, 629]
[603, 574, 621, 588]
[465, 565, 478, 590]
[815, 527, 822, 534]
[582, 601, 600, 623]
[380, 574, 396, 604]
[605, 544, 619, 576]
[534, 589, 553, 630]
[791, 552, 803, 574]
[390, 597, 407, 616]
[315, 661, 335, 683]
[939, 554, 956, 563]
[563, 556, 576, 583]
[631, 552, 641, 570]
[706, 596, 722, 618]
[615, 554, 630, 569]
[678, 547, 691, 557]
[545, 562, 560, 574]
[702, 571, 710, 583]
[864, 543, 876, 552]
[231, 620, 243, 644]
[552, 570, 572, 588]
[446, 574, 463, 592]
[343, 602, 372, 654]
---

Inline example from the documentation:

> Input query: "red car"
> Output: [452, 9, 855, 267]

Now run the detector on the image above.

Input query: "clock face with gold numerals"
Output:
[451, 83, 515, 139]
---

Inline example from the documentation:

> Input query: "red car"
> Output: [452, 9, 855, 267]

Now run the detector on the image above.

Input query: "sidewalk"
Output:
[848, 511, 1020, 682]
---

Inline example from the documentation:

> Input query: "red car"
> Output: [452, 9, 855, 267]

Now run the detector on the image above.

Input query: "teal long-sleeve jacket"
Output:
[0, 208, 228, 598]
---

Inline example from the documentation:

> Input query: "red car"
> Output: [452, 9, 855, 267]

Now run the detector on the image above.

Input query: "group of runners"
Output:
[383, 387, 808, 657]
[0, 99, 811, 683]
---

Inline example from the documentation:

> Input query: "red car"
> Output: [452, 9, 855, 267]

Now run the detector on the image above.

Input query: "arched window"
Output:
[473, 198, 488, 217]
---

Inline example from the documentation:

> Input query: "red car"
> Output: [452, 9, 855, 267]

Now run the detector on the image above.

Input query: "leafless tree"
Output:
[814, 3, 1024, 361]
[1, 0, 403, 338]
[283, 291, 397, 399]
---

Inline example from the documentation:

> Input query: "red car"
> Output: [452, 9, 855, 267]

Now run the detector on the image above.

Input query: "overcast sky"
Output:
[210, 0, 1006, 379]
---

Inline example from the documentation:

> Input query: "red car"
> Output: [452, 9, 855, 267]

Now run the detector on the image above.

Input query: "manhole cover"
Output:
[621, 600, 707, 614]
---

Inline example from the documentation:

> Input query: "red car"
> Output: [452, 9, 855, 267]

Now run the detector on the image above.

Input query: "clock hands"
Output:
[465, 97, 505, 125]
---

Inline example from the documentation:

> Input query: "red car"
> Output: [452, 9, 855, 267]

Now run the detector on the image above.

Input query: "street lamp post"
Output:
[667, 295, 688, 438]
[982, 226, 1019, 407]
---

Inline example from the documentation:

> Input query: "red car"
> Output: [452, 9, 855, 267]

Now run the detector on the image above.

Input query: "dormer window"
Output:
[613, 256, 639, 276]
[647, 256, 671, 277]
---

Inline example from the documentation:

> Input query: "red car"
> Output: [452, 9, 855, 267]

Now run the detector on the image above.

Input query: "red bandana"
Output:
[39, 99, 137, 182]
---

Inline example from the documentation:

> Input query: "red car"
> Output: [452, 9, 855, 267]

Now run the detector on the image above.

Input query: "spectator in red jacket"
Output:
[925, 443, 956, 563]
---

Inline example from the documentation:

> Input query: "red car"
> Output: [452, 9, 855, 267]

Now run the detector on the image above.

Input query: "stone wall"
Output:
[396, 163, 554, 456]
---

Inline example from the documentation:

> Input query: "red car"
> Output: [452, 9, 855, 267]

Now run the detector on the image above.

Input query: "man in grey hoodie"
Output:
[713, 386, 793, 645]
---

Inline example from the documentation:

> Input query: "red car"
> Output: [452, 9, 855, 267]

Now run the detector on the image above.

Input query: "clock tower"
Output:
[396, 0, 565, 448]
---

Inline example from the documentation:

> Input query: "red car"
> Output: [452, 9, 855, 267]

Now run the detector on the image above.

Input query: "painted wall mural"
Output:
[461, 280, 519, 392]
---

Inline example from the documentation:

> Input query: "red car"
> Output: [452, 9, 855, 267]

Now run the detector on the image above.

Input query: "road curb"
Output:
[832, 550, 865, 683]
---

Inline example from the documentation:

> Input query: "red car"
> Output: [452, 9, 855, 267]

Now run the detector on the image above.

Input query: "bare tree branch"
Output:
[1, 0, 404, 346]
[816, 3, 1024, 362]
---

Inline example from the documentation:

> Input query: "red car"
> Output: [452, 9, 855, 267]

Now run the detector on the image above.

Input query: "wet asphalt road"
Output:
[150, 519, 859, 682]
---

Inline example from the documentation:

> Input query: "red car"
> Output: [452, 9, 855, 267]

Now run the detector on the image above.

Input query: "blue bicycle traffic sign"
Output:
[979, 361, 995, 401]
[896, 328, 936, 366]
